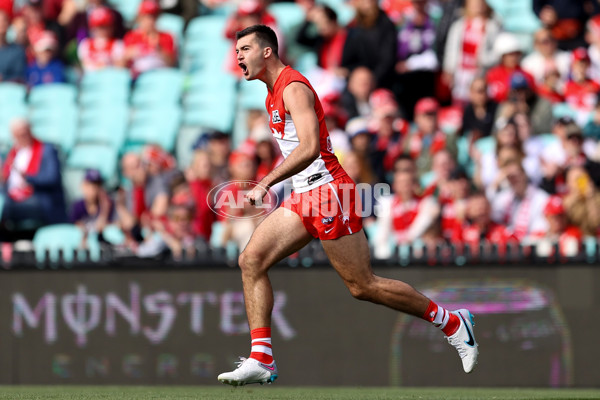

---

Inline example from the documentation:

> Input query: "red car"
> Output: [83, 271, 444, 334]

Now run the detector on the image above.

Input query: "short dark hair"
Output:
[321, 5, 338, 22]
[236, 24, 279, 57]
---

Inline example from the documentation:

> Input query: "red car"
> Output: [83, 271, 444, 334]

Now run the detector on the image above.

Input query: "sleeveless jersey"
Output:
[266, 66, 346, 193]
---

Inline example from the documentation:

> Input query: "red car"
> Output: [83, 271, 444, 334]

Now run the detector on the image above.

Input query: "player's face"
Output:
[236, 34, 266, 81]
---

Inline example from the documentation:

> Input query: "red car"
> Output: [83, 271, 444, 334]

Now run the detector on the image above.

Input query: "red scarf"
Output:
[2, 139, 44, 201]
[461, 17, 485, 70]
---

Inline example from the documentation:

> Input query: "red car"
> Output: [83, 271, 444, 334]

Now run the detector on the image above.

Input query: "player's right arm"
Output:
[245, 82, 320, 204]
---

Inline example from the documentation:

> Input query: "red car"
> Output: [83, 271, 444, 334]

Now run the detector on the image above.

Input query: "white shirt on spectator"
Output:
[373, 194, 439, 259]
[7, 147, 32, 191]
[489, 184, 549, 240]
[521, 50, 571, 84]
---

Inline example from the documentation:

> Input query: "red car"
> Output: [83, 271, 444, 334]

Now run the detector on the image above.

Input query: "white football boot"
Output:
[218, 357, 278, 386]
[446, 309, 479, 373]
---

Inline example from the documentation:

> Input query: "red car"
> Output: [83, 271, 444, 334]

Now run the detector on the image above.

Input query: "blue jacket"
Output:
[23, 143, 67, 224]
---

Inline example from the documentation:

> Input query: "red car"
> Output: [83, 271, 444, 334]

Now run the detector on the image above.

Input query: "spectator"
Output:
[0, 7, 26, 82]
[489, 160, 549, 241]
[122, 0, 177, 77]
[342, 0, 397, 88]
[296, 4, 347, 75]
[486, 32, 536, 104]
[154, 192, 197, 260]
[1, 118, 67, 229]
[461, 76, 498, 138]
[219, 151, 261, 251]
[59, 0, 126, 44]
[203, 130, 231, 186]
[346, 116, 378, 171]
[533, 0, 592, 50]
[13, 0, 64, 60]
[369, 88, 406, 180]
[422, 149, 457, 200]
[157, 0, 198, 26]
[531, 195, 582, 257]
[536, 66, 566, 103]
[342, 150, 378, 226]
[115, 151, 170, 244]
[322, 96, 351, 158]
[540, 120, 600, 194]
[340, 66, 375, 119]
[404, 97, 457, 177]
[585, 15, 600, 82]
[521, 28, 571, 85]
[374, 167, 440, 259]
[77, 7, 125, 72]
[141, 143, 180, 190]
[185, 149, 215, 242]
[440, 167, 471, 242]
[563, 47, 600, 124]
[563, 166, 600, 236]
[461, 191, 517, 249]
[442, 0, 500, 103]
[394, 0, 438, 118]
[26, 30, 66, 87]
[69, 168, 114, 241]
[493, 71, 553, 135]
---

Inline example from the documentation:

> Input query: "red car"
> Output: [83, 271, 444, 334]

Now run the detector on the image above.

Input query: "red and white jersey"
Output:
[266, 66, 346, 193]
[78, 38, 124, 72]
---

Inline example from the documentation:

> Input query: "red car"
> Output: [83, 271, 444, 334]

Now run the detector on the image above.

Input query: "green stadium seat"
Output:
[474, 136, 496, 155]
[80, 67, 131, 90]
[186, 15, 227, 41]
[128, 105, 182, 151]
[62, 167, 85, 205]
[78, 106, 129, 150]
[175, 126, 202, 169]
[131, 68, 184, 106]
[66, 143, 119, 185]
[553, 102, 577, 119]
[157, 13, 185, 46]
[267, 3, 305, 39]
[29, 107, 78, 153]
[102, 224, 126, 245]
[184, 72, 237, 132]
[108, 0, 141, 23]
[29, 83, 77, 108]
[238, 79, 268, 111]
[0, 82, 27, 104]
[33, 224, 83, 264]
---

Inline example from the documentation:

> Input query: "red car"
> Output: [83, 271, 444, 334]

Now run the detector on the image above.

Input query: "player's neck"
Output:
[262, 61, 287, 92]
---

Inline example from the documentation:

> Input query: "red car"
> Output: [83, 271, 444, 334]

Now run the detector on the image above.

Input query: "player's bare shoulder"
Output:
[282, 81, 315, 113]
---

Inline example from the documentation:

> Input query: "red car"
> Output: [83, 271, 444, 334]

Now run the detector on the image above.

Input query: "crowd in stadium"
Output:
[1, 0, 600, 261]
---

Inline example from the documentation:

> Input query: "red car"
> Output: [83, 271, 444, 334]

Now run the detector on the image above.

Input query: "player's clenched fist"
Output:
[245, 184, 268, 206]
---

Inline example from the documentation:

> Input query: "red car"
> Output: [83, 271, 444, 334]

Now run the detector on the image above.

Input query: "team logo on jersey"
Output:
[322, 216, 335, 225]
[271, 110, 283, 123]
[326, 136, 334, 153]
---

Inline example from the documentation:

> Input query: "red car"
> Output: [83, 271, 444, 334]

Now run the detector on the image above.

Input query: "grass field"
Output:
[0, 386, 599, 400]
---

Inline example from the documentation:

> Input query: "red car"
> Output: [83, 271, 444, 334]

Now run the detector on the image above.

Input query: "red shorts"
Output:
[281, 175, 363, 240]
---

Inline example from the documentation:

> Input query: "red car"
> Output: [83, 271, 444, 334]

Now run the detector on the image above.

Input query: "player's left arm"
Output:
[247, 82, 320, 204]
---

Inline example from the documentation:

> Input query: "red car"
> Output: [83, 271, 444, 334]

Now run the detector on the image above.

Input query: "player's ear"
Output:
[263, 47, 272, 59]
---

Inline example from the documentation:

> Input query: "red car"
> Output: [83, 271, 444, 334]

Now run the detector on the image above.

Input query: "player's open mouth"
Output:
[239, 62, 248, 75]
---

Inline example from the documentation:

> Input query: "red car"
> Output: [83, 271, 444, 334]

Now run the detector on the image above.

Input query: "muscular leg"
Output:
[239, 207, 314, 330]
[321, 230, 430, 317]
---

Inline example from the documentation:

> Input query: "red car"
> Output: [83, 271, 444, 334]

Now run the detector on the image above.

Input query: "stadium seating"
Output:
[33, 223, 101, 264]
[0, 83, 28, 151]
[77, 105, 129, 150]
[157, 13, 185, 47]
[29, 83, 77, 108]
[131, 68, 184, 107]
[182, 15, 230, 73]
[128, 105, 183, 151]
[79, 68, 131, 107]
[107, 0, 141, 23]
[66, 143, 119, 186]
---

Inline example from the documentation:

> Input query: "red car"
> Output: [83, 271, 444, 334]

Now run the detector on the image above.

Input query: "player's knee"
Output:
[238, 250, 264, 275]
[347, 281, 376, 302]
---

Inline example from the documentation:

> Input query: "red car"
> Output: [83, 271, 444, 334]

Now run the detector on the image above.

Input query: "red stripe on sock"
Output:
[422, 301, 437, 323]
[250, 327, 273, 364]
[442, 313, 460, 336]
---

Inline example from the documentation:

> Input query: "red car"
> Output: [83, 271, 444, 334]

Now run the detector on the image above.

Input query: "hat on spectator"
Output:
[33, 31, 58, 52]
[345, 117, 371, 138]
[493, 32, 522, 58]
[84, 168, 104, 184]
[142, 144, 175, 170]
[171, 191, 195, 208]
[238, 0, 263, 15]
[229, 151, 254, 165]
[510, 71, 530, 90]
[89, 7, 114, 28]
[414, 97, 439, 115]
[587, 15, 600, 34]
[572, 47, 590, 63]
[544, 195, 565, 216]
[138, 0, 160, 16]
[370, 88, 399, 117]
